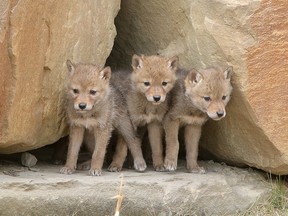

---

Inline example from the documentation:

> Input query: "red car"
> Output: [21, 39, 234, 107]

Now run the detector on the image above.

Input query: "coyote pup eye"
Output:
[222, 96, 227, 100]
[144, 81, 150, 86]
[73, 89, 79, 94]
[162, 81, 168, 86]
[203, 96, 211, 102]
[90, 90, 97, 95]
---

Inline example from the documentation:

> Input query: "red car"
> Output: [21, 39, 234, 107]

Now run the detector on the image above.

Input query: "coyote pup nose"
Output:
[78, 103, 87, 110]
[216, 111, 224, 118]
[153, 95, 161, 102]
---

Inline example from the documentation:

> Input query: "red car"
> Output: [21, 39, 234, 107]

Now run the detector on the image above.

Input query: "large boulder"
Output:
[0, 0, 120, 153]
[108, 0, 288, 174]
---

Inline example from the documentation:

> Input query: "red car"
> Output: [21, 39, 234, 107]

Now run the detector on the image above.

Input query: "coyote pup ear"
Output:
[187, 69, 202, 84]
[66, 60, 75, 75]
[131, 54, 143, 70]
[167, 56, 179, 71]
[224, 66, 233, 80]
[99, 66, 111, 82]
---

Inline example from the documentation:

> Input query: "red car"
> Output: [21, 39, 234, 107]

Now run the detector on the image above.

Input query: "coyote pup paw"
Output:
[107, 163, 122, 172]
[164, 159, 177, 171]
[155, 165, 165, 172]
[60, 166, 75, 175]
[134, 158, 147, 172]
[187, 166, 206, 174]
[77, 160, 91, 170]
[52, 159, 64, 165]
[89, 169, 102, 176]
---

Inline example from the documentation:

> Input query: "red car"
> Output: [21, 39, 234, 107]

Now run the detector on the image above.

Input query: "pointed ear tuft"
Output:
[224, 66, 233, 80]
[167, 56, 179, 71]
[66, 60, 75, 74]
[131, 54, 143, 70]
[99, 66, 111, 81]
[187, 69, 202, 84]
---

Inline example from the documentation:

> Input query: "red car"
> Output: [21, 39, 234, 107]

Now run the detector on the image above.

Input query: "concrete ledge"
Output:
[0, 160, 270, 215]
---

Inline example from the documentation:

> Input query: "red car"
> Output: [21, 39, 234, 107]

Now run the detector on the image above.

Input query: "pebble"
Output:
[21, 152, 38, 167]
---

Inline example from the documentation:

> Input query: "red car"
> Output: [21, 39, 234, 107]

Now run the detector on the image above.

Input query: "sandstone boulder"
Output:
[108, 0, 288, 174]
[0, 0, 120, 153]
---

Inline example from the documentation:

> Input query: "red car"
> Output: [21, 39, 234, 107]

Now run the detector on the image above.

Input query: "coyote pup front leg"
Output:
[60, 126, 85, 174]
[147, 121, 165, 171]
[184, 124, 205, 174]
[120, 118, 147, 171]
[89, 127, 111, 176]
[163, 119, 180, 171]
[108, 135, 128, 172]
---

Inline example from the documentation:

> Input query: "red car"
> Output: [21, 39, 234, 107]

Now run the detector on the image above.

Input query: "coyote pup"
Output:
[60, 60, 146, 176]
[163, 66, 233, 173]
[109, 55, 179, 171]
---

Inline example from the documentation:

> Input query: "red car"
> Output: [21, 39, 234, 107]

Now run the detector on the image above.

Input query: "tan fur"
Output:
[163, 66, 233, 173]
[109, 55, 179, 171]
[60, 60, 146, 176]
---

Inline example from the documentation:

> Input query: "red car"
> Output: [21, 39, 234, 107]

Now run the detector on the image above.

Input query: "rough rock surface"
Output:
[21, 152, 38, 167]
[0, 0, 120, 154]
[107, 0, 288, 174]
[0, 160, 270, 215]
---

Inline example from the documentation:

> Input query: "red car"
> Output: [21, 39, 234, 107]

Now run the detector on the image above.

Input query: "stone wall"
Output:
[108, 0, 288, 174]
[0, 0, 120, 153]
